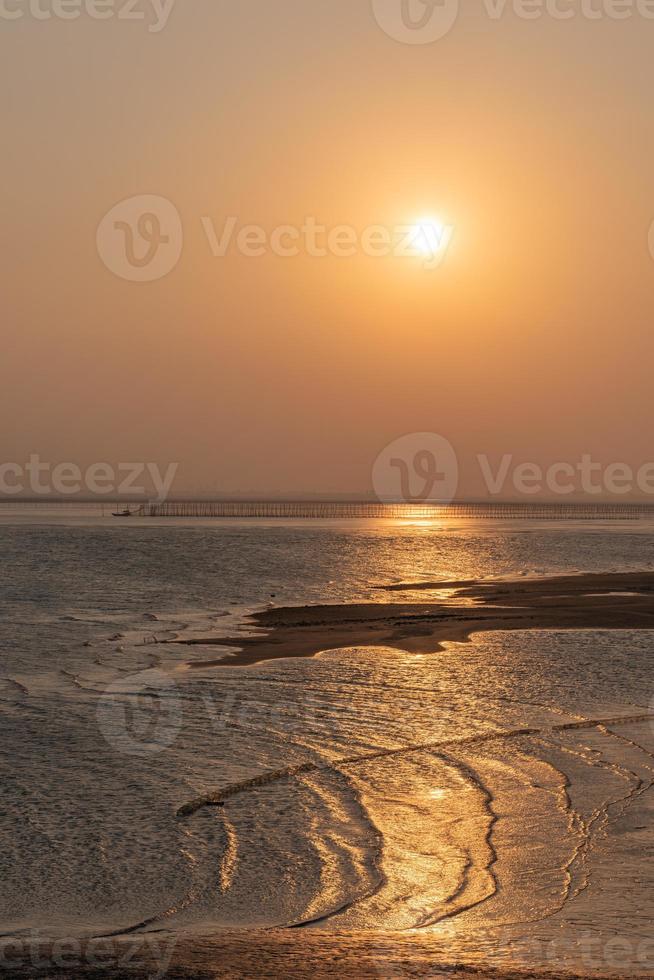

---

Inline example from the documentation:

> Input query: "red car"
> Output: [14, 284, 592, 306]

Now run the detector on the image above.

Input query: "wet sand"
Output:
[178, 571, 654, 668]
[7, 929, 649, 979]
[11, 571, 654, 979]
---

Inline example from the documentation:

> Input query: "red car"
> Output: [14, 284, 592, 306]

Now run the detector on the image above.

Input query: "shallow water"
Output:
[1, 518, 654, 976]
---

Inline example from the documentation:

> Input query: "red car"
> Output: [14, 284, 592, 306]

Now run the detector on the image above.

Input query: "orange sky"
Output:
[3, 2, 654, 497]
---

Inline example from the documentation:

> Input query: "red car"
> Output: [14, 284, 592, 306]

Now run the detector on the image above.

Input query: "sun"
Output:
[410, 217, 449, 256]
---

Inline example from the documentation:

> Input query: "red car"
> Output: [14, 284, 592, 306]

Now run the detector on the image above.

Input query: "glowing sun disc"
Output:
[410, 217, 447, 255]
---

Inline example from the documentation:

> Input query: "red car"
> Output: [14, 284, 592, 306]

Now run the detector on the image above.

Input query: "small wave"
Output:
[1, 677, 29, 697]
[176, 711, 654, 820]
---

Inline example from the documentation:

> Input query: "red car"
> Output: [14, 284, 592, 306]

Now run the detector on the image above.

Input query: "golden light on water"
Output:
[395, 505, 449, 528]
[428, 788, 449, 801]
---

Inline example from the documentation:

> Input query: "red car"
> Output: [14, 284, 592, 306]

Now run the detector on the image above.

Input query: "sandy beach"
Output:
[179, 571, 654, 668]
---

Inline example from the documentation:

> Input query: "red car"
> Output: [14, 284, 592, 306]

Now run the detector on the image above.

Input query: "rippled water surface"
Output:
[2, 517, 654, 976]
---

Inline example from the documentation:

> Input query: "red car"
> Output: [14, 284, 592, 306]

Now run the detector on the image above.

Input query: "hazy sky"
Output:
[3, 1, 654, 497]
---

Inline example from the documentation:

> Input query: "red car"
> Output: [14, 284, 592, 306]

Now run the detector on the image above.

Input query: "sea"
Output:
[1, 504, 654, 977]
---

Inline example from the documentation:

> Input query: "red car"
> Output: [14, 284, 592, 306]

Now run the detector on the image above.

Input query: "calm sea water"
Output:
[1, 515, 654, 975]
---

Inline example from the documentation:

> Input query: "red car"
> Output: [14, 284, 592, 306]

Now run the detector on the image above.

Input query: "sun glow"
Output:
[410, 217, 450, 256]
